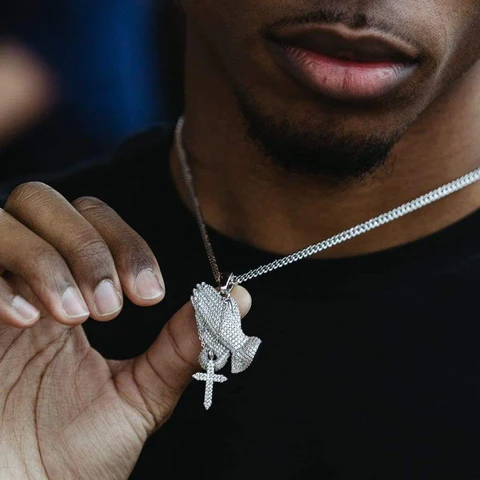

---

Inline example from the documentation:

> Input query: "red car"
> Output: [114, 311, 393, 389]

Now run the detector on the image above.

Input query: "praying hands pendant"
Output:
[191, 281, 262, 409]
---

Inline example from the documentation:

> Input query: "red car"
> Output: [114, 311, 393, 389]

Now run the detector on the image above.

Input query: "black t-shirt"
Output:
[5, 124, 480, 479]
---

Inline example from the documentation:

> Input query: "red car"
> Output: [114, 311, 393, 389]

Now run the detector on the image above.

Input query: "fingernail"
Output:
[134, 269, 163, 300]
[94, 280, 122, 316]
[62, 287, 90, 319]
[12, 296, 40, 323]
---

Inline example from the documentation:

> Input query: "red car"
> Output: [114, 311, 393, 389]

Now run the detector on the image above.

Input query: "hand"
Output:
[0, 41, 56, 149]
[0, 182, 251, 479]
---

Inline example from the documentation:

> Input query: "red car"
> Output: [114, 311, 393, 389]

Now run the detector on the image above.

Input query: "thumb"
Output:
[131, 285, 252, 429]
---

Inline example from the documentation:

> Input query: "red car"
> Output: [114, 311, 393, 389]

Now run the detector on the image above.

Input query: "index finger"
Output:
[72, 196, 166, 307]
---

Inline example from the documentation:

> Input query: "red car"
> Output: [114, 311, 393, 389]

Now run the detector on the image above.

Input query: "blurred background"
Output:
[0, 0, 185, 193]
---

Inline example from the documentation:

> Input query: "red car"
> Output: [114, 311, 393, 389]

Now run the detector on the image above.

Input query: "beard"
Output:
[236, 92, 403, 183]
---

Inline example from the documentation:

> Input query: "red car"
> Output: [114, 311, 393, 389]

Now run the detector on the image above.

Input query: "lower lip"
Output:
[269, 42, 417, 102]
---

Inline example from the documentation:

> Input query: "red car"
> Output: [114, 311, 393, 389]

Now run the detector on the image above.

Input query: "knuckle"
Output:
[5, 182, 56, 212]
[67, 234, 112, 267]
[72, 196, 107, 216]
[30, 243, 59, 264]
[24, 244, 66, 282]
[165, 320, 198, 372]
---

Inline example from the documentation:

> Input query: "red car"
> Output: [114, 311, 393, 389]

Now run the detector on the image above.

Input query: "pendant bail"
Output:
[219, 272, 236, 297]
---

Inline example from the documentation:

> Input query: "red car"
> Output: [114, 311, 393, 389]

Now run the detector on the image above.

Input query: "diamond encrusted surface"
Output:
[192, 283, 261, 373]
[191, 283, 262, 408]
[193, 360, 227, 410]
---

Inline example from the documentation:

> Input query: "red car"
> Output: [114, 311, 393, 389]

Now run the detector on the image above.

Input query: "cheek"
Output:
[180, 0, 257, 35]
[182, 0, 267, 79]
[432, 2, 480, 56]
[432, 3, 480, 83]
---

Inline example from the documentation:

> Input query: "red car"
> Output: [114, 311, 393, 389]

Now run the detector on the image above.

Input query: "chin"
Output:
[237, 95, 408, 181]
[231, 58, 428, 180]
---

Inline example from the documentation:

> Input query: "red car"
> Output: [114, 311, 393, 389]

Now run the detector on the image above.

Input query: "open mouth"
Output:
[267, 24, 421, 102]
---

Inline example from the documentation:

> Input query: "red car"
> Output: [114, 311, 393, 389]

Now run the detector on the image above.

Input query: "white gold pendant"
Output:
[192, 359, 227, 410]
[191, 281, 262, 409]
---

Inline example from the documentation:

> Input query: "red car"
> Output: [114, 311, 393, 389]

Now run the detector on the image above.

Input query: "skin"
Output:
[172, 0, 480, 257]
[0, 0, 479, 477]
[0, 187, 251, 479]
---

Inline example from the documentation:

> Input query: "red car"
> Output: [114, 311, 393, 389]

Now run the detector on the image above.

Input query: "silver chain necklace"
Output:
[175, 114, 480, 409]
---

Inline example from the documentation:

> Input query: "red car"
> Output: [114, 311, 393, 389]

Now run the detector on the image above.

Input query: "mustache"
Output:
[262, 5, 423, 52]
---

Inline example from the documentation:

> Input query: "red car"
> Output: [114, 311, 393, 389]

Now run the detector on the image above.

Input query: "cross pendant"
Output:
[193, 360, 227, 410]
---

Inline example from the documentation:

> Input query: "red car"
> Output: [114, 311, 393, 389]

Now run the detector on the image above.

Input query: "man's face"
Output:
[181, 1, 480, 180]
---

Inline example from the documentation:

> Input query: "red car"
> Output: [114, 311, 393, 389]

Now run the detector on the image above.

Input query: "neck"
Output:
[170, 30, 480, 258]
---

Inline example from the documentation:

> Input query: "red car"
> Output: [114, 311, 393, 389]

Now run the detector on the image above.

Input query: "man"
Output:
[0, 0, 480, 478]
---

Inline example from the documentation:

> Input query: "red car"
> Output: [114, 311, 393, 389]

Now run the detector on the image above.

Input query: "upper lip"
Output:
[268, 24, 421, 63]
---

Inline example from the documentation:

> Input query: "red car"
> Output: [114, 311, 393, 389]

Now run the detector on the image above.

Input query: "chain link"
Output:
[175, 115, 480, 286]
[176, 116, 223, 285]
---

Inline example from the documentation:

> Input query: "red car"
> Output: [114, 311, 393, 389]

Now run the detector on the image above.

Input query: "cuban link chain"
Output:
[175, 114, 480, 409]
